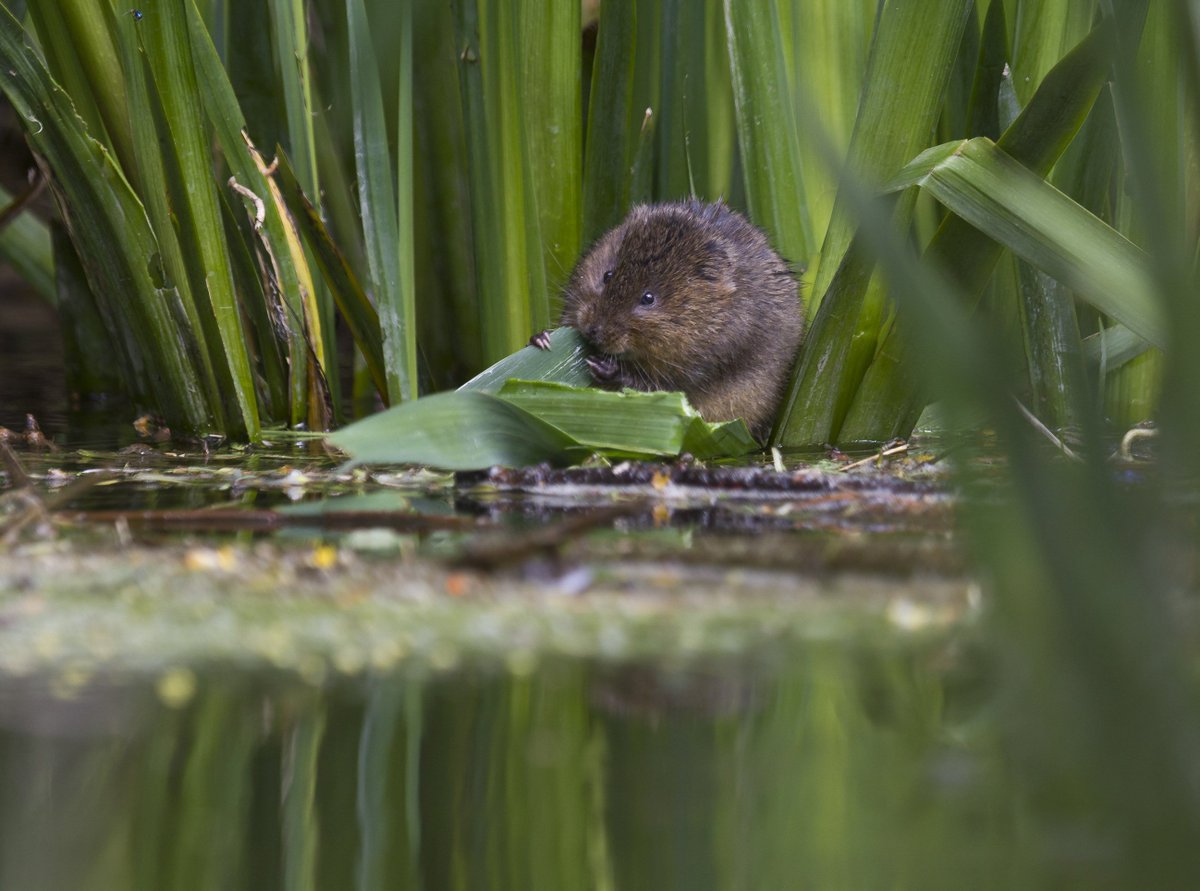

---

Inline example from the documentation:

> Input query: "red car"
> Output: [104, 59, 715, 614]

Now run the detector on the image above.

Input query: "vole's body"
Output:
[560, 200, 803, 440]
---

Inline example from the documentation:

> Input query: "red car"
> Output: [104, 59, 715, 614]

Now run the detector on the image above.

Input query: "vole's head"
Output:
[560, 203, 735, 373]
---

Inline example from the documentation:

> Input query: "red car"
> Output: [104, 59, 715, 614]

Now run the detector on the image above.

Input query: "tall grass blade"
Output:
[807, 0, 973, 303]
[110, 4, 227, 427]
[840, 20, 1118, 441]
[347, 0, 417, 403]
[1011, 0, 1097, 106]
[412, 0, 482, 385]
[453, 0, 547, 362]
[52, 222, 121, 397]
[186, 2, 320, 427]
[521, 0, 582, 302]
[784, 0, 875, 247]
[139, 0, 259, 438]
[724, 0, 811, 276]
[1016, 264, 1088, 430]
[44, 1, 137, 172]
[268, 0, 339, 400]
[0, 5, 212, 430]
[774, 0, 973, 447]
[23, 2, 114, 156]
[582, 0, 637, 244]
[274, 153, 389, 405]
[267, 0, 318, 195]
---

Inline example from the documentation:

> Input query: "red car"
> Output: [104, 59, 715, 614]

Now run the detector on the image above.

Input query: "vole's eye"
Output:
[602, 270, 614, 283]
[640, 291, 657, 307]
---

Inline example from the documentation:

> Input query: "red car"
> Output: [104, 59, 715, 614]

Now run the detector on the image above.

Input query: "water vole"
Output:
[557, 200, 803, 441]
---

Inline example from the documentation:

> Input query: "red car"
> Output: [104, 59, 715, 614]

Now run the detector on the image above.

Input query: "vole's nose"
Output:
[584, 324, 602, 345]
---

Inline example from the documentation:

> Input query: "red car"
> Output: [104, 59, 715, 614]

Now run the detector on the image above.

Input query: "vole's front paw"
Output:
[528, 329, 553, 351]
[586, 354, 621, 385]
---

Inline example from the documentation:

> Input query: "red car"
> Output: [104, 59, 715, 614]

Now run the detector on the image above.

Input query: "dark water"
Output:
[0, 641, 1059, 891]
[0, 279, 65, 434]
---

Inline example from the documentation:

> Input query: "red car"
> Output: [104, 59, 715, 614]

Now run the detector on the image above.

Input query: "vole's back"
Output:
[561, 200, 803, 440]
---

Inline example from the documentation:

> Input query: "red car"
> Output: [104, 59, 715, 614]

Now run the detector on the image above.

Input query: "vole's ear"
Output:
[694, 238, 731, 284]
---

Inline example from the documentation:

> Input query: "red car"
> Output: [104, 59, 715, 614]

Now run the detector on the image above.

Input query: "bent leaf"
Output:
[497, 380, 755, 459]
[330, 333, 757, 470]
[328, 391, 578, 470]
[885, 137, 1166, 348]
[458, 326, 592, 393]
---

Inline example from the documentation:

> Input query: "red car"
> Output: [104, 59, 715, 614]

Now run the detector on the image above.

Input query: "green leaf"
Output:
[347, 0, 417, 404]
[458, 327, 593, 393]
[1010, 0, 1097, 106]
[782, 0, 875, 245]
[839, 18, 1117, 442]
[724, 0, 812, 275]
[328, 391, 578, 470]
[498, 380, 756, 459]
[186, 0, 318, 426]
[140, 0, 260, 437]
[0, 4, 213, 431]
[453, 0, 547, 363]
[807, 0, 973, 303]
[333, 329, 757, 469]
[774, 0, 973, 448]
[1083, 325, 1151, 370]
[582, 0, 637, 243]
[884, 137, 1166, 348]
[274, 152, 390, 403]
[498, 380, 692, 456]
[520, 0, 582, 303]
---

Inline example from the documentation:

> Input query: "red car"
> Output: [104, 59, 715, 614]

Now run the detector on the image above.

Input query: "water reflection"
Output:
[0, 641, 1073, 890]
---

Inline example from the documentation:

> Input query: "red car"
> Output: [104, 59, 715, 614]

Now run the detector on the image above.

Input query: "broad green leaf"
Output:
[499, 380, 692, 456]
[681, 416, 758, 460]
[458, 327, 592, 393]
[499, 380, 756, 459]
[884, 137, 1166, 349]
[328, 391, 578, 470]
[331, 378, 756, 470]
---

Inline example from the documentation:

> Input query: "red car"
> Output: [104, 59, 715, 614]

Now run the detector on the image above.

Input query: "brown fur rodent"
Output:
[559, 200, 803, 441]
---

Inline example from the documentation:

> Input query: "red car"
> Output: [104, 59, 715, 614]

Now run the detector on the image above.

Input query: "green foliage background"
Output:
[0, 0, 1192, 450]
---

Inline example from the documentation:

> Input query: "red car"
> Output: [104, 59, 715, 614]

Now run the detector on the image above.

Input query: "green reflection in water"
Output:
[0, 637, 1086, 891]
